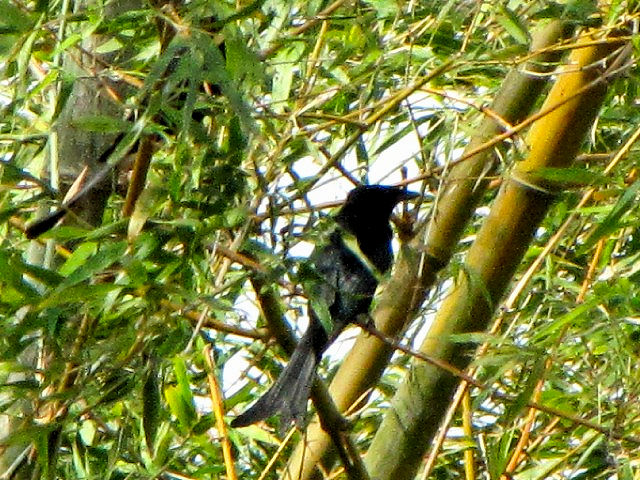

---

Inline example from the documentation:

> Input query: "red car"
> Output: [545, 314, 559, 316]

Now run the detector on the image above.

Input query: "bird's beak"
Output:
[398, 189, 420, 202]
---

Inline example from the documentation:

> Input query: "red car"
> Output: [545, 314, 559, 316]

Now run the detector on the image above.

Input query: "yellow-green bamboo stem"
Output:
[363, 34, 625, 480]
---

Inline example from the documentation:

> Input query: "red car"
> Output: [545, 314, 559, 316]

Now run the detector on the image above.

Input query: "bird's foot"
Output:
[318, 409, 352, 433]
[355, 314, 376, 334]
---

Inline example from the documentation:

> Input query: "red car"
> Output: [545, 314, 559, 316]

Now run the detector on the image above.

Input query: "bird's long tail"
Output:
[230, 320, 327, 428]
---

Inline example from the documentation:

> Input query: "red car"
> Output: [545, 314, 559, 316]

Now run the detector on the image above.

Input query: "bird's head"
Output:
[334, 185, 418, 234]
[334, 185, 419, 273]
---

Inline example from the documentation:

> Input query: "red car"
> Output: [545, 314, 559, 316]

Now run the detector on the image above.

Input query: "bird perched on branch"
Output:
[231, 184, 417, 428]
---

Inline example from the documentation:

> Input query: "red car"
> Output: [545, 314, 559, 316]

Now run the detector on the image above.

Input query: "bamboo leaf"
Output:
[143, 359, 162, 449]
[54, 241, 127, 291]
[579, 179, 640, 253]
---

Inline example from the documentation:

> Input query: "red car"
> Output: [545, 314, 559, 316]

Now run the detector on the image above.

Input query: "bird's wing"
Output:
[310, 233, 378, 328]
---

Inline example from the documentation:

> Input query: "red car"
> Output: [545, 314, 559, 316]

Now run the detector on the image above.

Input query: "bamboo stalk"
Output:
[363, 33, 627, 480]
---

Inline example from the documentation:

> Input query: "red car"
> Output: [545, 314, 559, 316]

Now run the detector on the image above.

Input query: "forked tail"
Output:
[230, 323, 324, 428]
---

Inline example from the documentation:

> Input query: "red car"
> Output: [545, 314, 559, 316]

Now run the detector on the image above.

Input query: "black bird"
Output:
[231, 185, 417, 428]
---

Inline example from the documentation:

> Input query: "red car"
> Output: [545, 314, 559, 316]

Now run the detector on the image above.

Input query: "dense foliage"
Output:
[1, 0, 640, 479]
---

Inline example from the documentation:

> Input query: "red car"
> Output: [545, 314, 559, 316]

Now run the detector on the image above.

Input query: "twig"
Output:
[404, 40, 633, 188]
[259, 0, 352, 59]
[204, 345, 238, 480]
[160, 299, 269, 340]
[357, 322, 640, 444]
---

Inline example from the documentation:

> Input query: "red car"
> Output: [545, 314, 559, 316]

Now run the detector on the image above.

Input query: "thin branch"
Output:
[204, 345, 238, 480]
[357, 322, 640, 444]
[160, 299, 269, 340]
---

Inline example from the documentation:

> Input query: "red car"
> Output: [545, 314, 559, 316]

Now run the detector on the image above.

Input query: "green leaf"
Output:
[165, 357, 196, 431]
[193, 32, 256, 134]
[58, 242, 98, 276]
[486, 428, 516, 480]
[97, 370, 137, 405]
[579, 179, 640, 253]
[532, 301, 596, 342]
[368, 0, 400, 18]
[307, 294, 333, 334]
[164, 385, 196, 431]
[78, 420, 97, 447]
[54, 241, 127, 291]
[230, 424, 279, 444]
[503, 356, 545, 424]
[51, 33, 83, 57]
[225, 31, 264, 85]
[299, 261, 334, 334]
[373, 114, 434, 156]
[151, 423, 171, 466]
[618, 458, 634, 480]
[563, 0, 599, 21]
[51, 70, 76, 123]
[7, 254, 64, 288]
[535, 166, 605, 187]
[192, 413, 215, 435]
[0, 0, 35, 33]
[224, 207, 247, 228]
[172, 357, 191, 400]
[16, 27, 39, 93]
[71, 438, 86, 478]
[271, 43, 304, 113]
[95, 9, 150, 34]
[143, 359, 162, 449]
[39, 283, 122, 308]
[496, 4, 530, 45]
